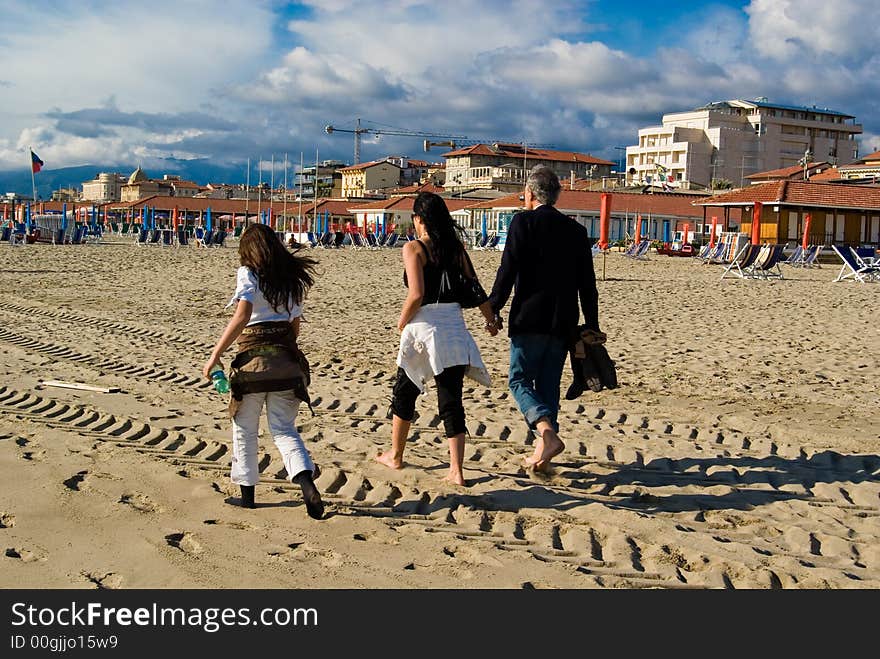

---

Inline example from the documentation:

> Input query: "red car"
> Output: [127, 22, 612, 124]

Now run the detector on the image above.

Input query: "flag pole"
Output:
[283, 153, 288, 234]
[29, 146, 37, 203]
[298, 152, 303, 237]
[245, 158, 250, 228]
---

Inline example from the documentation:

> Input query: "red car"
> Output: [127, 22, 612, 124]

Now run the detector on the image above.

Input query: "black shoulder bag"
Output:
[438, 247, 488, 309]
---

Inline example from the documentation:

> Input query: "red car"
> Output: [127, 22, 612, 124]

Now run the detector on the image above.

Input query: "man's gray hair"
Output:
[526, 165, 561, 206]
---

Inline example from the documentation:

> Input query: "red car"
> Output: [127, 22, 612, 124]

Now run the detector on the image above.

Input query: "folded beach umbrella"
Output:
[206, 207, 212, 231]
[801, 213, 811, 251]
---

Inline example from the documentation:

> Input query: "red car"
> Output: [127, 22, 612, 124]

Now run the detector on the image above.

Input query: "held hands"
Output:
[484, 313, 502, 337]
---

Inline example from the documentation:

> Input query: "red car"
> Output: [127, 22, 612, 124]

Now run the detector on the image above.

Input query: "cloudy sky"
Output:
[1, 0, 878, 176]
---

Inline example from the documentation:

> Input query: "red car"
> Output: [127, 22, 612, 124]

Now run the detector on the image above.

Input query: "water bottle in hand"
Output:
[209, 364, 230, 394]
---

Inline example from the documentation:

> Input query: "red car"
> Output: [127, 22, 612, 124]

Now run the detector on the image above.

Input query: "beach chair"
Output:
[67, 225, 88, 245]
[783, 244, 803, 265]
[832, 245, 879, 283]
[176, 227, 189, 247]
[803, 244, 823, 268]
[484, 234, 500, 251]
[134, 227, 150, 246]
[747, 243, 786, 279]
[305, 231, 319, 248]
[233, 225, 243, 239]
[365, 233, 380, 250]
[634, 240, 652, 260]
[1, 226, 11, 244]
[211, 230, 227, 248]
[621, 241, 639, 257]
[51, 227, 66, 245]
[110, 222, 119, 235]
[350, 232, 365, 250]
[699, 241, 725, 264]
[721, 243, 763, 279]
[10, 223, 27, 246]
[383, 233, 400, 248]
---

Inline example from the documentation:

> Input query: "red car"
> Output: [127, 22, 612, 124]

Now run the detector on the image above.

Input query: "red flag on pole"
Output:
[30, 150, 44, 173]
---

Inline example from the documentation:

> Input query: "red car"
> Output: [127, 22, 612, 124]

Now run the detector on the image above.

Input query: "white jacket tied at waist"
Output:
[396, 302, 491, 394]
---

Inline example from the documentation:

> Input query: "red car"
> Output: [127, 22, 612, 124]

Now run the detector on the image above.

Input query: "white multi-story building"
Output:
[81, 172, 125, 203]
[625, 98, 863, 190]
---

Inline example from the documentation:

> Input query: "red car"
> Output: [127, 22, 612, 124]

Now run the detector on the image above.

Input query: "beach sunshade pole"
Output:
[709, 216, 717, 248]
[751, 201, 762, 245]
[634, 213, 641, 245]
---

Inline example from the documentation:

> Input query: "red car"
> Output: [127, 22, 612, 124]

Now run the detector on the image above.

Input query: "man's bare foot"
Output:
[524, 429, 564, 472]
[375, 451, 403, 470]
[443, 471, 466, 487]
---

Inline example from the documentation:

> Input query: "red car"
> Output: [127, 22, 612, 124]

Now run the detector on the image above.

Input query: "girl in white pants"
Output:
[203, 224, 323, 519]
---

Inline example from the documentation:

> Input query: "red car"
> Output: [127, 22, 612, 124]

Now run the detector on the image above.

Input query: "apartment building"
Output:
[339, 160, 402, 197]
[625, 98, 862, 190]
[81, 172, 126, 203]
[442, 143, 614, 195]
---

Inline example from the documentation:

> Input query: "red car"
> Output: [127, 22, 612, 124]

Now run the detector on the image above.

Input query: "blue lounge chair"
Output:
[721, 243, 763, 279]
[832, 245, 879, 283]
[211, 230, 227, 248]
[176, 227, 189, 247]
[383, 233, 399, 248]
[135, 228, 150, 245]
[747, 243, 786, 279]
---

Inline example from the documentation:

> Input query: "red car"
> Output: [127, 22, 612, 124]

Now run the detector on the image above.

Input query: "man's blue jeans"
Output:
[508, 333, 568, 433]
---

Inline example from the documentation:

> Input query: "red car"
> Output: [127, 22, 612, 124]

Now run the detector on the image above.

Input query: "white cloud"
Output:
[746, 0, 880, 60]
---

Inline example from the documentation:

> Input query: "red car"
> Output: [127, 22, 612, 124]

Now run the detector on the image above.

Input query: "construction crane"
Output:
[324, 117, 549, 164]
[324, 118, 471, 164]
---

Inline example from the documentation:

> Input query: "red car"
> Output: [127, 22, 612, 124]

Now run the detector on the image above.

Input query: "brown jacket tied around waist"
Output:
[227, 321, 311, 418]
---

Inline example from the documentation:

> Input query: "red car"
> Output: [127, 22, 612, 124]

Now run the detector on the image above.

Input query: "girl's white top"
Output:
[226, 266, 302, 326]
[396, 302, 490, 394]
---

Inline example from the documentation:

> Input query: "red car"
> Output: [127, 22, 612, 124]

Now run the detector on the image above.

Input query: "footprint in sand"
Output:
[5, 546, 46, 563]
[81, 571, 124, 590]
[119, 493, 163, 514]
[202, 519, 258, 531]
[0, 513, 15, 528]
[165, 532, 203, 554]
[63, 471, 89, 491]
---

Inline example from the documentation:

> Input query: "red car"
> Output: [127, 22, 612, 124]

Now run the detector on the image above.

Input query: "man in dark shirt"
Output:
[488, 165, 600, 472]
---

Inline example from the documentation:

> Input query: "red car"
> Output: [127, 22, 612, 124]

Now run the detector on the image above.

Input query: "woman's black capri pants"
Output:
[390, 365, 467, 437]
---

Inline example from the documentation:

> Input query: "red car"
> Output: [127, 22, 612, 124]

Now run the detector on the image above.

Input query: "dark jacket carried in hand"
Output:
[488, 204, 599, 339]
[565, 327, 617, 400]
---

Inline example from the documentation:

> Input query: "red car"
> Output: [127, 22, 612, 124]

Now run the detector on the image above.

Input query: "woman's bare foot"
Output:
[375, 451, 403, 470]
[443, 471, 466, 487]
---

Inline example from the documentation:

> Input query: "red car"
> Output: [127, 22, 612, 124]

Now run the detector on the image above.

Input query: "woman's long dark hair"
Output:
[238, 223, 316, 312]
[413, 191, 464, 268]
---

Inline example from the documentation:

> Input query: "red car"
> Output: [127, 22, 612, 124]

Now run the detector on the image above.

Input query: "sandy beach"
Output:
[0, 238, 878, 589]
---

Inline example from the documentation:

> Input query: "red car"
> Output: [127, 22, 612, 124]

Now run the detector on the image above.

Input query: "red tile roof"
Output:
[695, 180, 880, 210]
[348, 197, 474, 213]
[859, 149, 880, 162]
[744, 162, 829, 180]
[389, 183, 446, 196]
[441, 143, 614, 166]
[467, 189, 707, 218]
[338, 159, 402, 172]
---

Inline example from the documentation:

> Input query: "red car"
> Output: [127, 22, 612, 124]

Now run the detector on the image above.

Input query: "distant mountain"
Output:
[0, 158, 252, 199]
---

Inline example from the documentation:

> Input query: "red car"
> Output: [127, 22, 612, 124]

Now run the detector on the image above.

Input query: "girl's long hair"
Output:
[238, 223, 316, 313]
[413, 191, 464, 267]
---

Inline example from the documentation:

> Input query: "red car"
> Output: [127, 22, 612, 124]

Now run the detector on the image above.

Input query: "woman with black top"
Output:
[375, 192, 499, 486]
